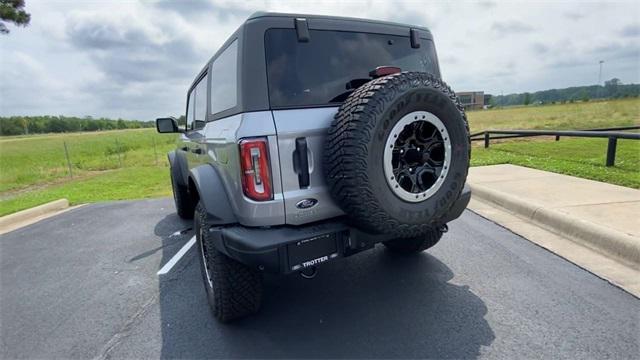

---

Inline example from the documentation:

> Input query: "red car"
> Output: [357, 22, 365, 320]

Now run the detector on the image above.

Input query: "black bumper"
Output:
[210, 185, 471, 274]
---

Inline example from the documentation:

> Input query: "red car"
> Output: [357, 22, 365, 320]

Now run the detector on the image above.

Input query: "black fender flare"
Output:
[189, 164, 238, 225]
[168, 150, 190, 187]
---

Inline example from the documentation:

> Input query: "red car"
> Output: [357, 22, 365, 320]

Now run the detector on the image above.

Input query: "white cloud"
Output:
[491, 20, 534, 35]
[620, 24, 640, 37]
[1, 0, 639, 120]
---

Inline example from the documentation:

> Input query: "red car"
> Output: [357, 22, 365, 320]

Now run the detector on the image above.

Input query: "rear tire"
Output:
[171, 169, 195, 219]
[195, 202, 262, 322]
[383, 227, 443, 254]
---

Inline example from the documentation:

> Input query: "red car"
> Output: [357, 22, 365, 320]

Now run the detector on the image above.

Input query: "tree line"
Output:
[491, 81, 640, 107]
[0, 116, 155, 136]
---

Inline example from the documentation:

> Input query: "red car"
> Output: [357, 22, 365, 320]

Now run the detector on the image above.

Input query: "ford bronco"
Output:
[156, 12, 471, 322]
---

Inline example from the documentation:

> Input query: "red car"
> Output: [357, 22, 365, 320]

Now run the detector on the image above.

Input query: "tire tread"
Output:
[324, 72, 470, 237]
[196, 202, 262, 322]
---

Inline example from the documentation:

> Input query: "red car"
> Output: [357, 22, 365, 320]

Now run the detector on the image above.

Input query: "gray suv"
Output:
[156, 12, 471, 322]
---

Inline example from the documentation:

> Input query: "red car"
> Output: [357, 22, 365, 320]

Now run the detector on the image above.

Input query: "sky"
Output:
[0, 0, 639, 120]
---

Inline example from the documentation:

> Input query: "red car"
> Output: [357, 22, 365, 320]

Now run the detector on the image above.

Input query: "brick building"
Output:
[456, 91, 486, 110]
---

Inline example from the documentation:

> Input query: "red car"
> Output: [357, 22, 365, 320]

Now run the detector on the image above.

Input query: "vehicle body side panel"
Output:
[271, 107, 345, 225]
[197, 111, 285, 227]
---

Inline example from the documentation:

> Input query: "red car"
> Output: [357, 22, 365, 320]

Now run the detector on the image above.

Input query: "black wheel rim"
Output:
[383, 111, 451, 202]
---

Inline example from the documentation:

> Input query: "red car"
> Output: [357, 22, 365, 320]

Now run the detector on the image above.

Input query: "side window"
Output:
[186, 90, 195, 130]
[193, 74, 208, 130]
[210, 39, 238, 115]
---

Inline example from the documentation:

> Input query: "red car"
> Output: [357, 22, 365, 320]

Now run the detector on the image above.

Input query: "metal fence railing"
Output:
[469, 125, 640, 167]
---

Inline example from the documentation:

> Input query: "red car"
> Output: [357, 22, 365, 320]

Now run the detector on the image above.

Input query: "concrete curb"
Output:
[0, 199, 70, 233]
[470, 184, 640, 268]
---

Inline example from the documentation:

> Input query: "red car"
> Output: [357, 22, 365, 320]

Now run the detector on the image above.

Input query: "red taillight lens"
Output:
[239, 138, 272, 201]
[369, 66, 401, 78]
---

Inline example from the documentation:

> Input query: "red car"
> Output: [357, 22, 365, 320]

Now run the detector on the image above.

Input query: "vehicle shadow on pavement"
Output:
[154, 213, 495, 359]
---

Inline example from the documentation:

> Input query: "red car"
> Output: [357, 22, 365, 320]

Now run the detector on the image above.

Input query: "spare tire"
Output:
[324, 72, 469, 237]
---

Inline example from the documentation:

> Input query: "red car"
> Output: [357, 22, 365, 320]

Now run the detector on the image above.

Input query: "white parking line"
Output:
[157, 236, 196, 275]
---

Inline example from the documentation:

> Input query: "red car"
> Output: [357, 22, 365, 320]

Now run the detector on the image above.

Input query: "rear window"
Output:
[265, 29, 439, 108]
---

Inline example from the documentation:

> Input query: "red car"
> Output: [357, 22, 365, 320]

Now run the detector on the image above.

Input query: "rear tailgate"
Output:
[271, 107, 345, 225]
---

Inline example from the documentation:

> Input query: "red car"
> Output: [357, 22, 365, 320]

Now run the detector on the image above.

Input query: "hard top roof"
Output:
[247, 11, 431, 33]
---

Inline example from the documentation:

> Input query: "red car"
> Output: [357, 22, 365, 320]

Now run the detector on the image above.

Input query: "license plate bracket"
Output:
[287, 233, 338, 271]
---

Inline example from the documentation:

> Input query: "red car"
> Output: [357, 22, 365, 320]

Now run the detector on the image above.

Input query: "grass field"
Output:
[0, 128, 176, 193]
[466, 98, 639, 133]
[0, 129, 175, 216]
[0, 98, 639, 216]
[0, 167, 171, 216]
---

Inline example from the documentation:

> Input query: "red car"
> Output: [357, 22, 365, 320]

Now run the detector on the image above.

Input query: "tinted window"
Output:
[459, 95, 473, 104]
[193, 74, 208, 130]
[186, 90, 195, 130]
[265, 29, 439, 108]
[210, 40, 238, 114]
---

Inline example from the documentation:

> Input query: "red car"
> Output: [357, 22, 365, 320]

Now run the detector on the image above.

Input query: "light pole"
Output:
[598, 60, 604, 85]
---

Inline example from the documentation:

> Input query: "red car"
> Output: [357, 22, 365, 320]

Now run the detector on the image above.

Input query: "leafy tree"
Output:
[605, 78, 622, 87]
[85, 120, 100, 131]
[523, 92, 531, 106]
[19, 117, 28, 134]
[580, 89, 589, 102]
[0, 118, 22, 135]
[0, 0, 31, 34]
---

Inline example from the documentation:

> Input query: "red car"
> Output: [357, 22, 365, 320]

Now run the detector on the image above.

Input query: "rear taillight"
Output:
[239, 138, 272, 201]
[369, 66, 401, 78]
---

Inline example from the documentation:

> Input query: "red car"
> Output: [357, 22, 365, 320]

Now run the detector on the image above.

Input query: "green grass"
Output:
[466, 98, 639, 133]
[0, 128, 176, 216]
[0, 128, 176, 193]
[471, 137, 640, 188]
[0, 98, 639, 216]
[0, 167, 171, 216]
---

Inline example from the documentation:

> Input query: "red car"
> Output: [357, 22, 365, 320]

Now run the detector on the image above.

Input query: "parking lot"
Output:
[1, 198, 638, 359]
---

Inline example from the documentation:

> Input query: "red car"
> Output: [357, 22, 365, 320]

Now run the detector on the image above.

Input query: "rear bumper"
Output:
[210, 185, 471, 274]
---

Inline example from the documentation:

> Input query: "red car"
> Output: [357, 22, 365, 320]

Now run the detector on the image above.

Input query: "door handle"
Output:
[293, 137, 310, 188]
[191, 148, 203, 155]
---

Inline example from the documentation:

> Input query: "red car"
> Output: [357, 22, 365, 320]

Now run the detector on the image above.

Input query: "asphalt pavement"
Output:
[1, 198, 638, 359]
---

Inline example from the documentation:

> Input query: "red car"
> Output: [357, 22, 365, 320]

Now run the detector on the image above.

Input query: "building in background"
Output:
[484, 94, 492, 107]
[456, 91, 486, 110]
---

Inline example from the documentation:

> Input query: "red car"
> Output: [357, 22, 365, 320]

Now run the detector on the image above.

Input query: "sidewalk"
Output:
[467, 164, 640, 297]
